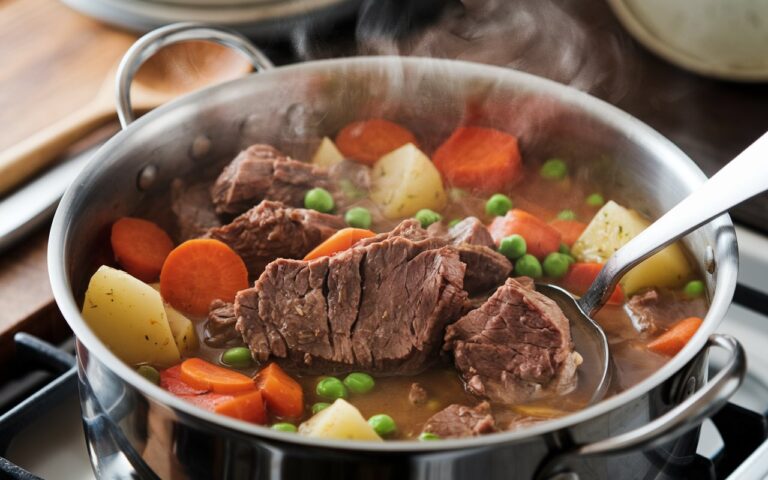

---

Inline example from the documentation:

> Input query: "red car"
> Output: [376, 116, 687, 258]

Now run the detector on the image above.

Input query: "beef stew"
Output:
[79, 119, 707, 442]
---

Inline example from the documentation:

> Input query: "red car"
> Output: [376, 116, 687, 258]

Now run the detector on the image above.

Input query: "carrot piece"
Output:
[433, 126, 523, 192]
[254, 363, 304, 419]
[489, 209, 561, 259]
[179, 358, 256, 395]
[160, 364, 209, 395]
[110, 217, 174, 282]
[182, 392, 235, 411]
[549, 219, 588, 246]
[335, 119, 417, 166]
[160, 238, 249, 316]
[303, 228, 376, 260]
[562, 262, 624, 305]
[214, 390, 268, 424]
[647, 317, 703, 356]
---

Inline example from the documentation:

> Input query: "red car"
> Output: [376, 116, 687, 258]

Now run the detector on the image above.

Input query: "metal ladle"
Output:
[538, 131, 768, 403]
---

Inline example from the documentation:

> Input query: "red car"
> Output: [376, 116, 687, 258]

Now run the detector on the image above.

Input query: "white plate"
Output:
[607, 0, 768, 82]
[61, 0, 360, 37]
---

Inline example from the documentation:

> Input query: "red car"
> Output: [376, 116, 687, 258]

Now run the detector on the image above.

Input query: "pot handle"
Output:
[115, 22, 274, 129]
[536, 334, 746, 479]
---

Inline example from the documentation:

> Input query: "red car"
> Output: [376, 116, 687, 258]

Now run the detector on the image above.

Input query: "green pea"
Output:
[556, 209, 576, 220]
[316, 377, 348, 400]
[414, 209, 442, 228]
[514, 254, 543, 278]
[558, 243, 571, 255]
[136, 365, 160, 385]
[540, 159, 568, 180]
[312, 402, 331, 414]
[684, 280, 705, 298]
[343, 372, 375, 394]
[368, 414, 397, 436]
[419, 432, 440, 441]
[586, 193, 605, 207]
[485, 193, 514, 217]
[543, 253, 571, 279]
[498, 234, 527, 260]
[304, 187, 335, 213]
[221, 347, 252, 369]
[448, 218, 462, 228]
[344, 207, 372, 229]
[271, 422, 297, 433]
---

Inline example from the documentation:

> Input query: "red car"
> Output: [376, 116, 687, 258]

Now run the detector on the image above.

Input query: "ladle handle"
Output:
[578, 131, 768, 315]
[115, 23, 274, 129]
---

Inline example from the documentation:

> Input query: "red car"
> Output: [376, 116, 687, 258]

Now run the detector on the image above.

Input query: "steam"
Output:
[347, 0, 637, 103]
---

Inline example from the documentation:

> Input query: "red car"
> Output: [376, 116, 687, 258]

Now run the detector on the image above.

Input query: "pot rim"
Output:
[48, 55, 738, 452]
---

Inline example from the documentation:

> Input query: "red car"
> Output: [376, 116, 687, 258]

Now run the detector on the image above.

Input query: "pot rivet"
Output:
[137, 164, 157, 191]
[706, 246, 716, 274]
[190, 135, 211, 160]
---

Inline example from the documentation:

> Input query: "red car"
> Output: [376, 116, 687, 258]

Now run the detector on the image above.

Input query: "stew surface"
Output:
[80, 119, 707, 441]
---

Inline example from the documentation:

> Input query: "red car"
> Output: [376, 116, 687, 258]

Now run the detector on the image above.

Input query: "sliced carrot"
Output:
[110, 217, 174, 282]
[254, 363, 304, 419]
[214, 390, 268, 424]
[181, 392, 234, 411]
[160, 364, 209, 395]
[303, 228, 375, 261]
[489, 209, 561, 259]
[647, 317, 703, 357]
[433, 126, 523, 192]
[549, 219, 588, 246]
[335, 119, 417, 166]
[160, 238, 249, 316]
[561, 262, 624, 305]
[179, 358, 256, 395]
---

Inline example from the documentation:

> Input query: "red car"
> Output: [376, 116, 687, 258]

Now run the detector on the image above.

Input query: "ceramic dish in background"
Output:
[60, 0, 360, 37]
[607, 0, 768, 82]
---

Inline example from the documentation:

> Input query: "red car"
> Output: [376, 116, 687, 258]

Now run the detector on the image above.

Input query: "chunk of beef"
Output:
[408, 383, 428, 406]
[456, 244, 512, 294]
[357, 219, 511, 295]
[204, 300, 240, 348]
[235, 236, 467, 375]
[625, 288, 707, 334]
[446, 217, 496, 249]
[206, 201, 344, 277]
[171, 179, 222, 241]
[422, 402, 496, 438]
[445, 278, 581, 404]
[211, 144, 334, 216]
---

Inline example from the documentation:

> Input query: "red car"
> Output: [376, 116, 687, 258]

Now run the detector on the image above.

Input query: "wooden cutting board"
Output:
[0, 0, 136, 374]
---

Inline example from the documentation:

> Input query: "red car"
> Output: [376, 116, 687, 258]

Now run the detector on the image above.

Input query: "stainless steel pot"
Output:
[48, 23, 745, 480]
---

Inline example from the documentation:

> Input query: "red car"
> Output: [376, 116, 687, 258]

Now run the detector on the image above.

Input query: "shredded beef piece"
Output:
[625, 288, 707, 335]
[205, 200, 344, 277]
[210, 144, 334, 216]
[205, 300, 241, 348]
[422, 402, 497, 438]
[235, 236, 467, 375]
[445, 278, 581, 404]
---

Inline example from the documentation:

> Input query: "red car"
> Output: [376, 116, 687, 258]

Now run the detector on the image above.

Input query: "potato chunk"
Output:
[311, 137, 345, 168]
[150, 283, 199, 355]
[370, 143, 447, 219]
[82, 266, 180, 367]
[572, 201, 693, 295]
[299, 399, 383, 441]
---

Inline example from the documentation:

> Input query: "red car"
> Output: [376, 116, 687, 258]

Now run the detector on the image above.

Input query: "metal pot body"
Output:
[49, 28, 741, 480]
